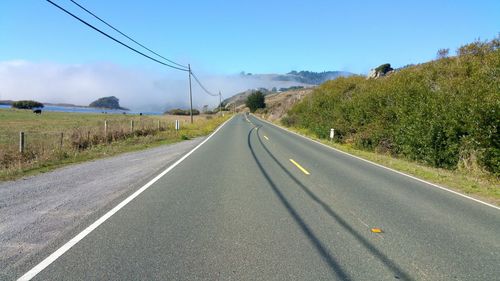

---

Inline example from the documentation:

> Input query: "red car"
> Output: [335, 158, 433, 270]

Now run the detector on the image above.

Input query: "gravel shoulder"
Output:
[0, 137, 204, 279]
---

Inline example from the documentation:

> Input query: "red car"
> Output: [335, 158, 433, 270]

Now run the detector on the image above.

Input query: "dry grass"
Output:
[260, 88, 314, 121]
[0, 108, 230, 181]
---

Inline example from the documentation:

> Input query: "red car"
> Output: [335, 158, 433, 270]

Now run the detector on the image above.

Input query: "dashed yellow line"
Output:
[264, 135, 269, 140]
[289, 159, 310, 175]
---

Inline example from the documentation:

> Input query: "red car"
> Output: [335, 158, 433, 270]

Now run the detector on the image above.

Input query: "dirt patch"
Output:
[261, 88, 314, 122]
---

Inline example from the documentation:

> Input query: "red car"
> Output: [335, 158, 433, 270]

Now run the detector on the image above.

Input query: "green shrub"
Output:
[287, 37, 499, 175]
[281, 115, 297, 127]
[165, 108, 200, 115]
[12, 100, 44, 109]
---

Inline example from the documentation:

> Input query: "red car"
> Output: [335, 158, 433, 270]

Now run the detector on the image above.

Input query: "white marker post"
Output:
[330, 128, 335, 141]
[175, 120, 180, 131]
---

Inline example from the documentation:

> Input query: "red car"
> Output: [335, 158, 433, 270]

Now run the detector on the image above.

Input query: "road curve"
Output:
[18, 114, 500, 280]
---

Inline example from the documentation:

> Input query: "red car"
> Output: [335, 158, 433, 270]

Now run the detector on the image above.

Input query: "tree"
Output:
[12, 100, 44, 109]
[245, 91, 266, 113]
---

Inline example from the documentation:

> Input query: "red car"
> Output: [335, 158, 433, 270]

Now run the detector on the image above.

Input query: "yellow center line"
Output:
[289, 159, 310, 175]
[264, 135, 269, 140]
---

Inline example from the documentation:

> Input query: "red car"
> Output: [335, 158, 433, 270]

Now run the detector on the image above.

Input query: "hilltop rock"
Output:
[89, 96, 128, 110]
[367, 63, 394, 79]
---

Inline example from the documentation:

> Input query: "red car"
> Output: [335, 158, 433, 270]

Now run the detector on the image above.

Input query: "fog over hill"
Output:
[0, 60, 352, 112]
[239, 70, 353, 85]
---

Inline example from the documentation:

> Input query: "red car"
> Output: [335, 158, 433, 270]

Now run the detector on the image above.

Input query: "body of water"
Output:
[0, 104, 161, 115]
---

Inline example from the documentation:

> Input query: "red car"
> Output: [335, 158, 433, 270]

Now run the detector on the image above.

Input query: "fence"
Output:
[0, 119, 184, 170]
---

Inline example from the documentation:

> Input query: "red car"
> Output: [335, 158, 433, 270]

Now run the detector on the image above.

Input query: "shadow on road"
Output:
[247, 126, 352, 280]
[251, 124, 414, 281]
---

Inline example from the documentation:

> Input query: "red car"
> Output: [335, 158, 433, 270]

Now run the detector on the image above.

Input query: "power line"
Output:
[45, 0, 188, 72]
[69, 0, 188, 69]
[68, 0, 220, 103]
[190, 70, 219, 96]
[46, 0, 222, 122]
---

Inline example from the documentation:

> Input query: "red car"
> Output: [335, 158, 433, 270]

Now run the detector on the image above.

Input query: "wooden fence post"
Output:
[19, 131, 25, 153]
[104, 120, 108, 140]
[60, 132, 64, 149]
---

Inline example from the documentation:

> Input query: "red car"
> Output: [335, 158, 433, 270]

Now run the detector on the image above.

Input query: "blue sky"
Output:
[0, 0, 498, 110]
[2, 0, 499, 74]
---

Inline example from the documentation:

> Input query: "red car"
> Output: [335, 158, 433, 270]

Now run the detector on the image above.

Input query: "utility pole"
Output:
[188, 64, 194, 124]
[219, 91, 222, 116]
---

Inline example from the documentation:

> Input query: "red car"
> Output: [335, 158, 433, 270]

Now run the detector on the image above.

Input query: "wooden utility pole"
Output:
[219, 91, 222, 116]
[188, 64, 194, 124]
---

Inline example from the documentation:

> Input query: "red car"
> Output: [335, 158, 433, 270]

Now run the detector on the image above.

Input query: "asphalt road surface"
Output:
[17, 114, 500, 280]
[0, 137, 204, 280]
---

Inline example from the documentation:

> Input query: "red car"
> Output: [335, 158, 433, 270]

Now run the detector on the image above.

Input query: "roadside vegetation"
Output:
[246, 91, 266, 113]
[279, 37, 499, 203]
[165, 108, 201, 115]
[0, 109, 230, 181]
[11, 100, 44, 109]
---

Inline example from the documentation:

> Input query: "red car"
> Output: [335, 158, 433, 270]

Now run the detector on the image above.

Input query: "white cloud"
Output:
[0, 60, 308, 112]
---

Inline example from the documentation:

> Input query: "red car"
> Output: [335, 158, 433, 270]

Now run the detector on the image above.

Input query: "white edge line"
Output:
[17, 115, 235, 281]
[252, 114, 500, 211]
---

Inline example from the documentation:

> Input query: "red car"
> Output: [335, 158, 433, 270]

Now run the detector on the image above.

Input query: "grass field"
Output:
[0, 108, 231, 181]
[277, 123, 500, 206]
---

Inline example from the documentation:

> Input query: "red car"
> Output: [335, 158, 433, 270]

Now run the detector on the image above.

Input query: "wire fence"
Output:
[0, 119, 184, 170]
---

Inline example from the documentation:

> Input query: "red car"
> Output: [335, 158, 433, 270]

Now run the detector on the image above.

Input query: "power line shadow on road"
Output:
[247, 126, 352, 280]
[253, 125, 414, 281]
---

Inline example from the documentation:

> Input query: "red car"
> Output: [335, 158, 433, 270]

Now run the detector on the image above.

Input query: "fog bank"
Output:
[0, 60, 308, 112]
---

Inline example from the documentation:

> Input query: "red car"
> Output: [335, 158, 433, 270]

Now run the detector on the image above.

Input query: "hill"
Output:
[223, 70, 352, 109]
[240, 70, 352, 85]
[89, 96, 128, 110]
[274, 70, 353, 84]
[260, 88, 314, 122]
[223, 88, 271, 110]
[0, 100, 14, 105]
[282, 37, 499, 176]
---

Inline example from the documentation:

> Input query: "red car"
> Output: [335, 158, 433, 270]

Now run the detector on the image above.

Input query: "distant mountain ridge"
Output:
[240, 70, 353, 85]
[274, 70, 353, 85]
[224, 70, 353, 108]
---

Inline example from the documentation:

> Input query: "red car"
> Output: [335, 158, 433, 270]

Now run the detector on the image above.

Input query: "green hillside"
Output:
[284, 38, 499, 176]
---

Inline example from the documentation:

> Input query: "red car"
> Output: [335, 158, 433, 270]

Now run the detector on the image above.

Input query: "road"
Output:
[18, 114, 500, 280]
[1, 138, 205, 280]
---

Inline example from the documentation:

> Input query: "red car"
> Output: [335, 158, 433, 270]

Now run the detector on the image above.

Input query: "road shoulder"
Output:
[0, 137, 204, 279]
